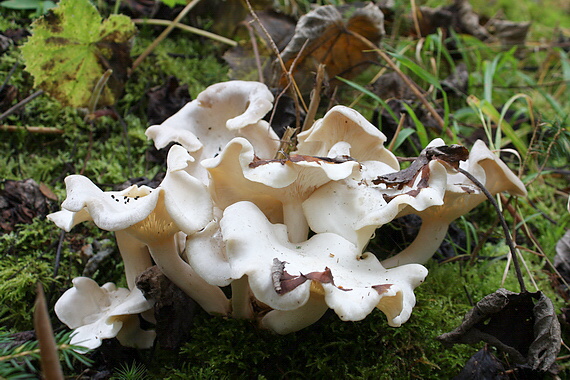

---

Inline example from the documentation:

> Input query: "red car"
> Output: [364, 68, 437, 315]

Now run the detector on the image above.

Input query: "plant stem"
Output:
[147, 236, 230, 315]
[381, 219, 450, 268]
[132, 19, 237, 47]
[282, 200, 309, 243]
[0, 90, 44, 123]
[458, 167, 527, 293]
[261, 292, 328, 334]
[231, 276, 254, 319]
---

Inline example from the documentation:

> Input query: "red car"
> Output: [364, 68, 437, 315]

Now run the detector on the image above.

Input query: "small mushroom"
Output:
[381, 139, 527, 268]
[220, 201, 428, 333]
[202, 137, 360, 243]
[296, 105, 399, 167]
[145, 81, 279, 183]
[54, 277, 155, 351]
[48, 145, 230, 315]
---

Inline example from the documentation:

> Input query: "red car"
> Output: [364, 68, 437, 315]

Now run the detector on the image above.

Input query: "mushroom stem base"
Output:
[381, 219, 450, 268]
[148, 237, 230, 315]
[260, 292, 328, 334]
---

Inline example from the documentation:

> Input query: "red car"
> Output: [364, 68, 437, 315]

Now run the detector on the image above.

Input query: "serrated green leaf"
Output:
[21, 0, 136, 108]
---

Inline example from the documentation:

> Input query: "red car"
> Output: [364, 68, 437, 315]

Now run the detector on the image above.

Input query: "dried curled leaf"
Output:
[277, 3, 385, 92]
[454, 346, 506, 380]
[21, 0, 136, 108]
[372, 144, 469, 189]
[437, 289, 561, 373]
[272, 258, 336, 295]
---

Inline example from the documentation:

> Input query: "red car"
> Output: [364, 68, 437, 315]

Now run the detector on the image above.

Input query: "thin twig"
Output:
[132, 18, 237, 47]
[301, 64, 325, 133]
[0, 90, 44, 123]
[244, 0, 307, 112]
[0, 61, 18, 94]
[242, 21, 264, 83]
[387, 113, 406, 151]
[410, 0, 422, 37]
[132, 0, 203, 70]
[458, 167, 527, 293]
[53, 230, 65, 278]
[0, 125, 64, 134]
[275, 127, 296, 160]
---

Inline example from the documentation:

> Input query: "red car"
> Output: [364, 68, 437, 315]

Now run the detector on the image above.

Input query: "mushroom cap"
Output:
[202, 137, 359, 223]
[459, 139, 527, 197]
[398, 139, 527, 223]
[381, 139, 528, 267]
[304, 159, 449, 250]
[220, 201, 427, 326]
[145, 80, 279, 182]
[55, 277, 154, 351]
[296, 105, 399, 169]
[185, 216, 233, 287]
[48, 145, 213, 238]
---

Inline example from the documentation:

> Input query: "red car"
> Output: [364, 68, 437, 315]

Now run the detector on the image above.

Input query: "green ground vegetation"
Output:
[0, 0, 568, 378]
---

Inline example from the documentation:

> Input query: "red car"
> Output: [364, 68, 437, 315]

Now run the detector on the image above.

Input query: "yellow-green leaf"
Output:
[21, 0, 136, 108]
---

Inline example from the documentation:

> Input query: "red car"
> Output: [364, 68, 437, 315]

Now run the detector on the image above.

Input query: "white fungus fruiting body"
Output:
[48, 145, 230, 316]
[202, 137, 360, 243]
[49, 80, 530, 345]
[220, 201, 428, 333]
[54, 277, 155, 351]
[145, 81, 279, 183]
[381, 139, 527, 268]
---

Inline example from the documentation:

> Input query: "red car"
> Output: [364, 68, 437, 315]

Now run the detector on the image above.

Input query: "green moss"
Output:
[0, 218, 69, 330]
[143, 256, 560, 379]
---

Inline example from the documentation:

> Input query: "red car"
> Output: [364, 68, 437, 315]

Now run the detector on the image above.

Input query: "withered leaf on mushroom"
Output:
[219, 201, 428, 334]
[382, 139, 527, 268]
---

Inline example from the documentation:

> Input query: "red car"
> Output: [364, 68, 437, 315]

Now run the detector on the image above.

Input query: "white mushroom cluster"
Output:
[48, 80, 527, 348]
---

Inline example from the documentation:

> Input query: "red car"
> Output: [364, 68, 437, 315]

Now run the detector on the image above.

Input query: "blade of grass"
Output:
[496, 93, 534, 153]
[386, 51, 443, 90]
[336, 76, 398, 123]
[467, 95, 528, 155]
[401, 102, 429, 147]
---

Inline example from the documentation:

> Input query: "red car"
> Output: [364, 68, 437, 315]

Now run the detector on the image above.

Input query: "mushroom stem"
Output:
[282, 200, 309, 243]
[230, 276, 254, 319]
[115, 231, 153, 290]
[147, 236, 230, 315]
[260, 292, 328, 334]
[381, 218, 450, 268]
